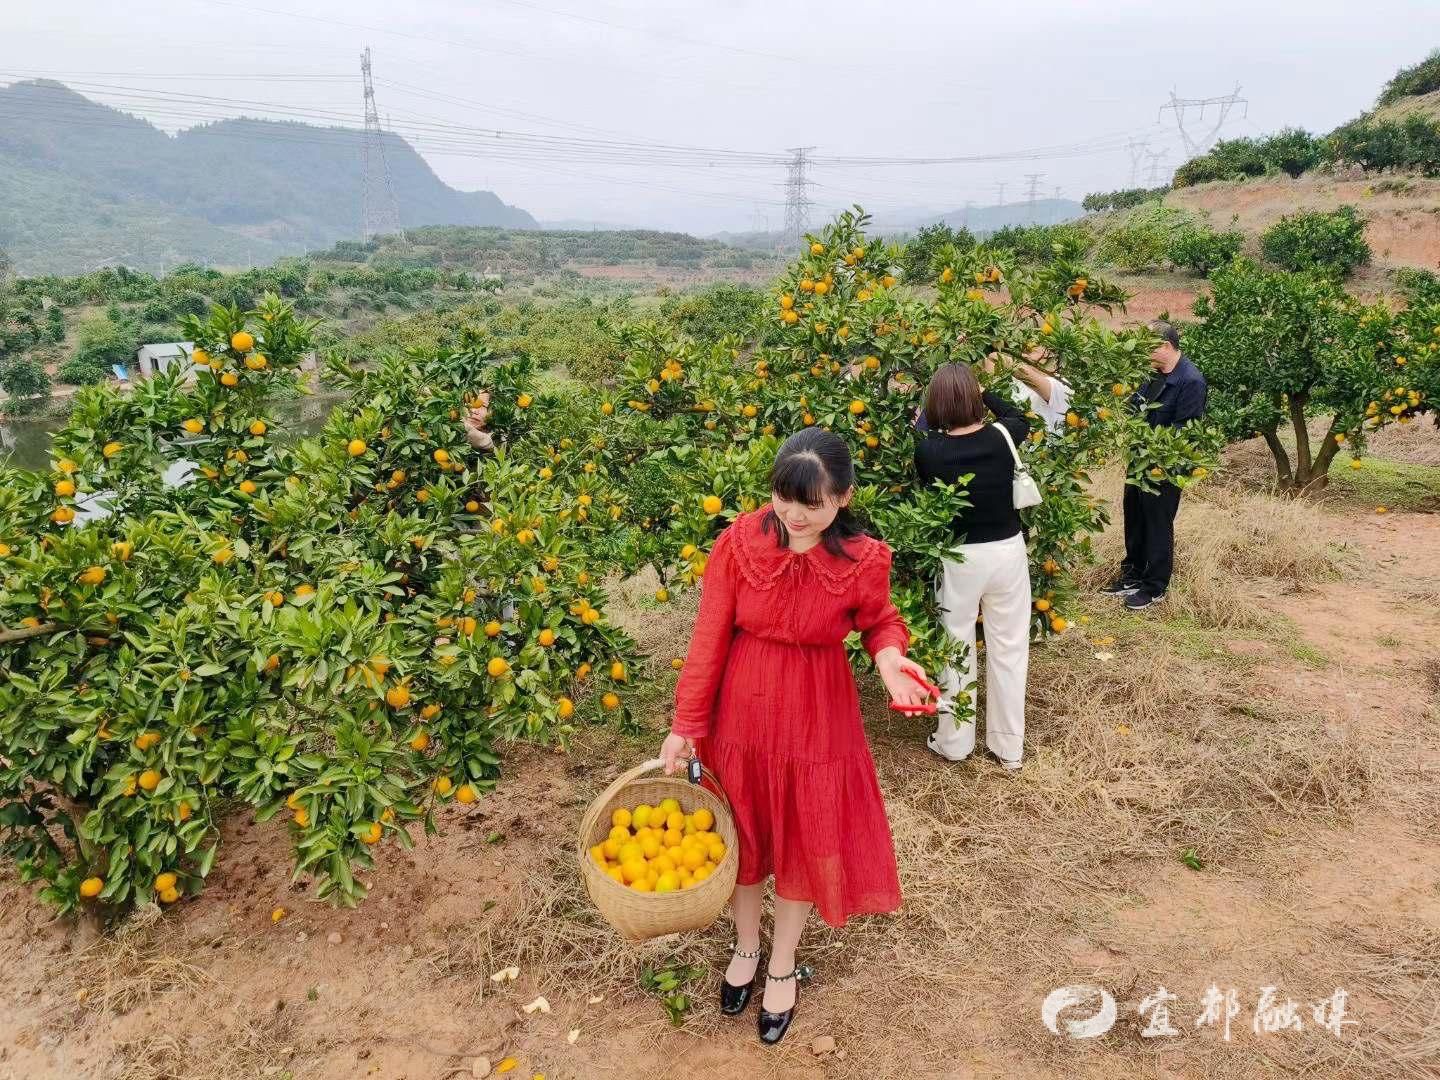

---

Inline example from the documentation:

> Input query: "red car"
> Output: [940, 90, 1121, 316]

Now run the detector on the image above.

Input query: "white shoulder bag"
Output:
[991, 422, 1042, 509]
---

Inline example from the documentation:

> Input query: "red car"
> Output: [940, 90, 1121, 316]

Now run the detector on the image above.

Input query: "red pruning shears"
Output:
[889, 667, 942, 715]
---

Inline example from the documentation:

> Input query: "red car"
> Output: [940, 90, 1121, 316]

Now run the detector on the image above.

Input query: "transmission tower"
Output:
[1160, 84, 1249, 159]
[1143, 148, 1170, 185]
[1023, 172, 1044, 221]
[360, 47, 406, 246]
[1127, 138, 1151, 186]
[782, 147, 816, 243]
[994, 182, 1006, 207]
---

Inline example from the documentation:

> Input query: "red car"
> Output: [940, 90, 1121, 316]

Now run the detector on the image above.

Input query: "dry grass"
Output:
[1291, 921, 1440, 1080]
[114, 1012, 298, 1080]
[442, 607, 1379, 1078]
[70, 905, 214, 1018]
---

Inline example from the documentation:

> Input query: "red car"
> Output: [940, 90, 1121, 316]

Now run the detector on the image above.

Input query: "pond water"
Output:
[0, 392, 348, 471]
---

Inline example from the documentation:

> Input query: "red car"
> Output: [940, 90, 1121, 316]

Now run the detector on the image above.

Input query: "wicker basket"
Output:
[578, 758, 739, 942]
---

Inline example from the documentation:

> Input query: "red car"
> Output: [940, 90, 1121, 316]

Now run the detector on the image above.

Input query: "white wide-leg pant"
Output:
[930, 532, 1030, 764]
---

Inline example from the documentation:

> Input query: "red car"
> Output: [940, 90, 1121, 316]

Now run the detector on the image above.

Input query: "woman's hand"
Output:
[875, 647, 934, 708]
[463, 407, 494, 451]
[660, 731, 694, 775]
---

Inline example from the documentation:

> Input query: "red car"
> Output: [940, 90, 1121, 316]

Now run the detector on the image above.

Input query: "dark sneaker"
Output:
[1101, 578, 1141, 595]
[1124, 590, 1167, 611]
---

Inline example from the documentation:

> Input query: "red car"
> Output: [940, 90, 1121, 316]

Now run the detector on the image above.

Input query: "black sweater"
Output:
[914, 392, 1031, 544]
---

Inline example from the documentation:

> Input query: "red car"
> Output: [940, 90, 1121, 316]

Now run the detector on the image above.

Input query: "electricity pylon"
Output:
[782, 147, 816, 243]
[360, 47, 406, 246]
[1160, 85, 1249, 159]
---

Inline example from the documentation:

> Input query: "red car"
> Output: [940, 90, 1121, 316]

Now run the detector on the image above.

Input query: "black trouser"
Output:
[1121, 482, 1182, 596]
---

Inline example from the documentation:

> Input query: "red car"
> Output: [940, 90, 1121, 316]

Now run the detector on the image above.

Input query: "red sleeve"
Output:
[855, 542, 909, 661]
[672, 527, 739, 738]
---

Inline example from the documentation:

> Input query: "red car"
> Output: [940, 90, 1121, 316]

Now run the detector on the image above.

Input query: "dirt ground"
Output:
[2, 462, 1438, 1080]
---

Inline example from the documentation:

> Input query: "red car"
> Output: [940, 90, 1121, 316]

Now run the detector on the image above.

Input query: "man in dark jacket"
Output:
[1103, 320, 1207, 610]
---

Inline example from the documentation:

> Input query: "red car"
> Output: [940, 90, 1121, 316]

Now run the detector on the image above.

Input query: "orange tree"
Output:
[1, 213, 1222, 920]
[0, 298, 640, 915]
[579, 210, 1219, 667]
[1187, 260, 1431, 492]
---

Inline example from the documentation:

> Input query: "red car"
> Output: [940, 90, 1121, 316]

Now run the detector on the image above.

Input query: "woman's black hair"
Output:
[762, 427, 867, 559]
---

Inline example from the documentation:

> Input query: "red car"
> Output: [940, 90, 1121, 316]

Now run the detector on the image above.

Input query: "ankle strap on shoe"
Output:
[766, 964, 813, 983]
[731, 944, 762, 960]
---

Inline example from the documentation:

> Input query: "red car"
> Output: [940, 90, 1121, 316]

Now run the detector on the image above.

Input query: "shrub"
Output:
[56, 354, 113, 386]
[1377, 49, 1440, 106]
[1168, 224, 1244, 275]
[659, 283, 767, 342]
[1260, 206, 1371, 277]
[62, 311, 140, 384]
[984, 222, 1090, 263]
[1328, 115, 1440, 177]
[1082, 187, 1167, 212]
[1172, 129, 1323, 187]
[0, 355, 51, 414]
[902, 222, 976, 280]
[1254, 128, 1326, 178]
[1091, 204, 1195, 273]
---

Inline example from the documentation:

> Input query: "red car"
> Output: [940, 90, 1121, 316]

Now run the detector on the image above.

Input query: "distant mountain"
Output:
[0, 80, 537, 275]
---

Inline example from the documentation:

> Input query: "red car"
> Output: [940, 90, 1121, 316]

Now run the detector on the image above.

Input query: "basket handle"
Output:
[577, 758, 732, 862]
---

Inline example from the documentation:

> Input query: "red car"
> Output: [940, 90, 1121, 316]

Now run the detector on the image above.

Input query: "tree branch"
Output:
[0, 622, 58, 645]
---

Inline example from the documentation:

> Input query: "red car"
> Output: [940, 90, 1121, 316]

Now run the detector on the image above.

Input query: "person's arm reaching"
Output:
[1013, 362, 1055, 406]
[983, 390, 1032, 444]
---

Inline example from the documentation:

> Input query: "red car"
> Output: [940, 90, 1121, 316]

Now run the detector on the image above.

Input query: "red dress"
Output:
[672, 510, 908, 927]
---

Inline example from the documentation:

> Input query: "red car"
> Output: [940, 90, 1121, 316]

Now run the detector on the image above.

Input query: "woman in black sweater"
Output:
[914, 363, 1032, 770]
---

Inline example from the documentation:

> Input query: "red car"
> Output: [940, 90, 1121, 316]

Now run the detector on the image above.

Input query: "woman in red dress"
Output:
[659, 428, 933, 1045]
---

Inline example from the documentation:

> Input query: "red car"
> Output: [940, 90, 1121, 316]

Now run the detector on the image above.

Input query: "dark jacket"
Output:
[1132, 355, 1207, 427]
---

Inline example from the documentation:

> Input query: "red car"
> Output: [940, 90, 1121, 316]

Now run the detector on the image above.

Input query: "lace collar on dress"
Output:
[728, 509, 882, 596]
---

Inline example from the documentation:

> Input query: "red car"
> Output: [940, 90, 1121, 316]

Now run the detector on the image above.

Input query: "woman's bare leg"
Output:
[724, 882, 765, 986]
[762, 896, 812, 1011]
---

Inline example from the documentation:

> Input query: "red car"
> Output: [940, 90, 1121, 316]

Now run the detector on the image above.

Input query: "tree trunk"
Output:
[1290, 392, 1313, 485]
[1261, 425, 1293, 491]
[1302, 426, 1343, 494]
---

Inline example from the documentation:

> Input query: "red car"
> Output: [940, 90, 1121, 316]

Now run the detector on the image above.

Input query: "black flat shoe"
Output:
[757, 964, 812, 1045]
[720, 944, 762, 1016]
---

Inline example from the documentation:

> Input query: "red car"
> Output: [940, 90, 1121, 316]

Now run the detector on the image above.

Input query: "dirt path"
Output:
[1, 498, 1437, 1080]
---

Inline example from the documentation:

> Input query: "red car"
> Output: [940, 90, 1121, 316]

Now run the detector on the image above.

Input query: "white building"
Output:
[135, 342, 194, 378]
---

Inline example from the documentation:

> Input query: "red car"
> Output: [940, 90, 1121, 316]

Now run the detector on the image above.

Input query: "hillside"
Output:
[1166, 175, 1440, 275]
[0, 80, 536, 275]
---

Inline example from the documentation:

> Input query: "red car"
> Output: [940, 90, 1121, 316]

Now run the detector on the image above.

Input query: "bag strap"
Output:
[989, 422, 1026, 470]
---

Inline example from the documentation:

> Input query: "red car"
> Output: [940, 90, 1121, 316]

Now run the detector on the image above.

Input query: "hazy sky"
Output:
[4, 0, 1439, 232]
